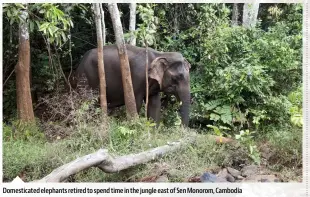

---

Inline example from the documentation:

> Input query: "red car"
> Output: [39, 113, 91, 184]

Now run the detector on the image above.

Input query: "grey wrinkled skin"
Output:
[72, 44, 191, 126]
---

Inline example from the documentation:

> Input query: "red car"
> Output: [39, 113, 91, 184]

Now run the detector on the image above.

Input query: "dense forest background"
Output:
[2, 3, 303, 182]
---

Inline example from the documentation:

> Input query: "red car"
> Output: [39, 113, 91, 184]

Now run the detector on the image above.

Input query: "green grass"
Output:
[264, 126, 302, 170]
[2, 116, 302, 182]
[2, 118, 244, 182]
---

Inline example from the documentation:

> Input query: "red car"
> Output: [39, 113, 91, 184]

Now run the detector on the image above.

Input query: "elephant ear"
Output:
[149, 57, 168, 89]
[184, 58, 191, 71]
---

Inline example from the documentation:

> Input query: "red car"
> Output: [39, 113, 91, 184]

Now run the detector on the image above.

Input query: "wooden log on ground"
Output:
[34, 132, 197, 182]
[98, 134, 196, 173]
[34, 149, 110, 182]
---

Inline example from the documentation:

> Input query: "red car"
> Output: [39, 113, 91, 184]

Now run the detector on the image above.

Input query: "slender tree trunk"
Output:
[15, 4, 35, 122]
[99, 4, 106, 45]
[93, 4, 108, 121]
[145, 43, 149, 118]
[242, 3, 260, 28]
[108, 3, 138, 119]
[129, 3, 136, 46]
[232, 3, 239, 26]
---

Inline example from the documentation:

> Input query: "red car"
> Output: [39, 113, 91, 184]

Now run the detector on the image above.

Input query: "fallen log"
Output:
[34, 149, 110, 182]
[98, 133, 196, 173]
[34, 132, 197, 182]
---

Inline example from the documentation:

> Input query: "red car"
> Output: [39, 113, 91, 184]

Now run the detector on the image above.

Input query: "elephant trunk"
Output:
[177, 82, 191, 127]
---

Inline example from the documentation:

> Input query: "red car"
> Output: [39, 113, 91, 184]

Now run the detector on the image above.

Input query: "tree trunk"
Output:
[145, 44, 149, 118]
[93, 4, 108, 123]
[15, 4, 35, 122]
[242, 3, 260, 28]
[129, 3, 136, 46]
[232, 3, 239, 26]
[108, 3, 138, 119]
[99, 4, 106, 45]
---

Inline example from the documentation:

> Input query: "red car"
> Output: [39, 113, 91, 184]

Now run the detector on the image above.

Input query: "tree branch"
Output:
[34, 149, 110, 182]
[33, 132, 197, 182]
[98, 133, 196, 173]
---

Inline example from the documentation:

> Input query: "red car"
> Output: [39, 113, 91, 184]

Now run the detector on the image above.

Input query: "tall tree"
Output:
[15, 4, 35, 122]
[93, 3, 108, 118]
[99, 4, 106, 45]
[232, 3, 239, 26]
[136, 4, 157, 118]
[129, 3, 136, 46]
[242, 3, 260, 28]
[108, 3, 138, 119]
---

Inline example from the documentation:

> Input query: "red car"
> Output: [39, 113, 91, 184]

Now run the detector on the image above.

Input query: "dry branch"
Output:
[34, 149, 110, 182]
[98, 133, 196, 173]
[34, 133, 197, 182]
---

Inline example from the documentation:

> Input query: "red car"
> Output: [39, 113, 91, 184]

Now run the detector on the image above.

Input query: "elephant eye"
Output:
[172, 73, 184, 82]
[177, 73, 184, 80]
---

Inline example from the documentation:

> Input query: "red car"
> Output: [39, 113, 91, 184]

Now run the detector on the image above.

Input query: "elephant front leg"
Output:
[147, 93, 161, 125]
[135, 93, 144, 114]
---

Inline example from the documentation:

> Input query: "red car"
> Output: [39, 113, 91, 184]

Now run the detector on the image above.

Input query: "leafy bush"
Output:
[152, 4, 302, 132]
[288, 86, 303, 127]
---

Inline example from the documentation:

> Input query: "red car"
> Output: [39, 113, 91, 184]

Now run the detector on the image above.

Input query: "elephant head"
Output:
[149, 53, 191, 126]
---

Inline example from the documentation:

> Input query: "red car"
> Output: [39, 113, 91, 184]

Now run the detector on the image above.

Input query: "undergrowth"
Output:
[3, 117, 302, 182]
[2, 91, 302, 182]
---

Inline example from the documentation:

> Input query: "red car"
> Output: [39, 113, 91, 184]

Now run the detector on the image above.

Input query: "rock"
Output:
[237, 175, 244, 180]
[243, 174, 280, 182]
[200, 172, 227, 182]
[226, 173, 235, 182]
[217, 168, 228, 179]
[217, 168, 235, 182]
[156, 175, 169, 182]
[227, 167, 241, 178]
[188, 176, 201, 182]
[241, 165, 258, 177]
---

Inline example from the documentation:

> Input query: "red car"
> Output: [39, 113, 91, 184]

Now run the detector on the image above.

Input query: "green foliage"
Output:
[206, 124, 260, 164]
[3, 81, 17, 120]
[235, 130, 261, 164]
[264, 125, 302, 170]
[187, 6, 300, 130]
[149, 4, 302, 131]
[288, 86, 303, 127]
[3, 139, 48, 181]
[3, 3, 27, 25]
[108, 118, 157, 150]
[2, 3, 303, 182]
[161, 96, 182, 127]
[2, 3, 78, 121]
[135, 4, 158, 47]
[207, 125, 231, 138]
[3, 3, 73, 47]
[31, 3, 74, 47]
[3, 120, 45, 142]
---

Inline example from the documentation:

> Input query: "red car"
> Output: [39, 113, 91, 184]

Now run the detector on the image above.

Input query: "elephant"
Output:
[71, 44, 191, 126]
